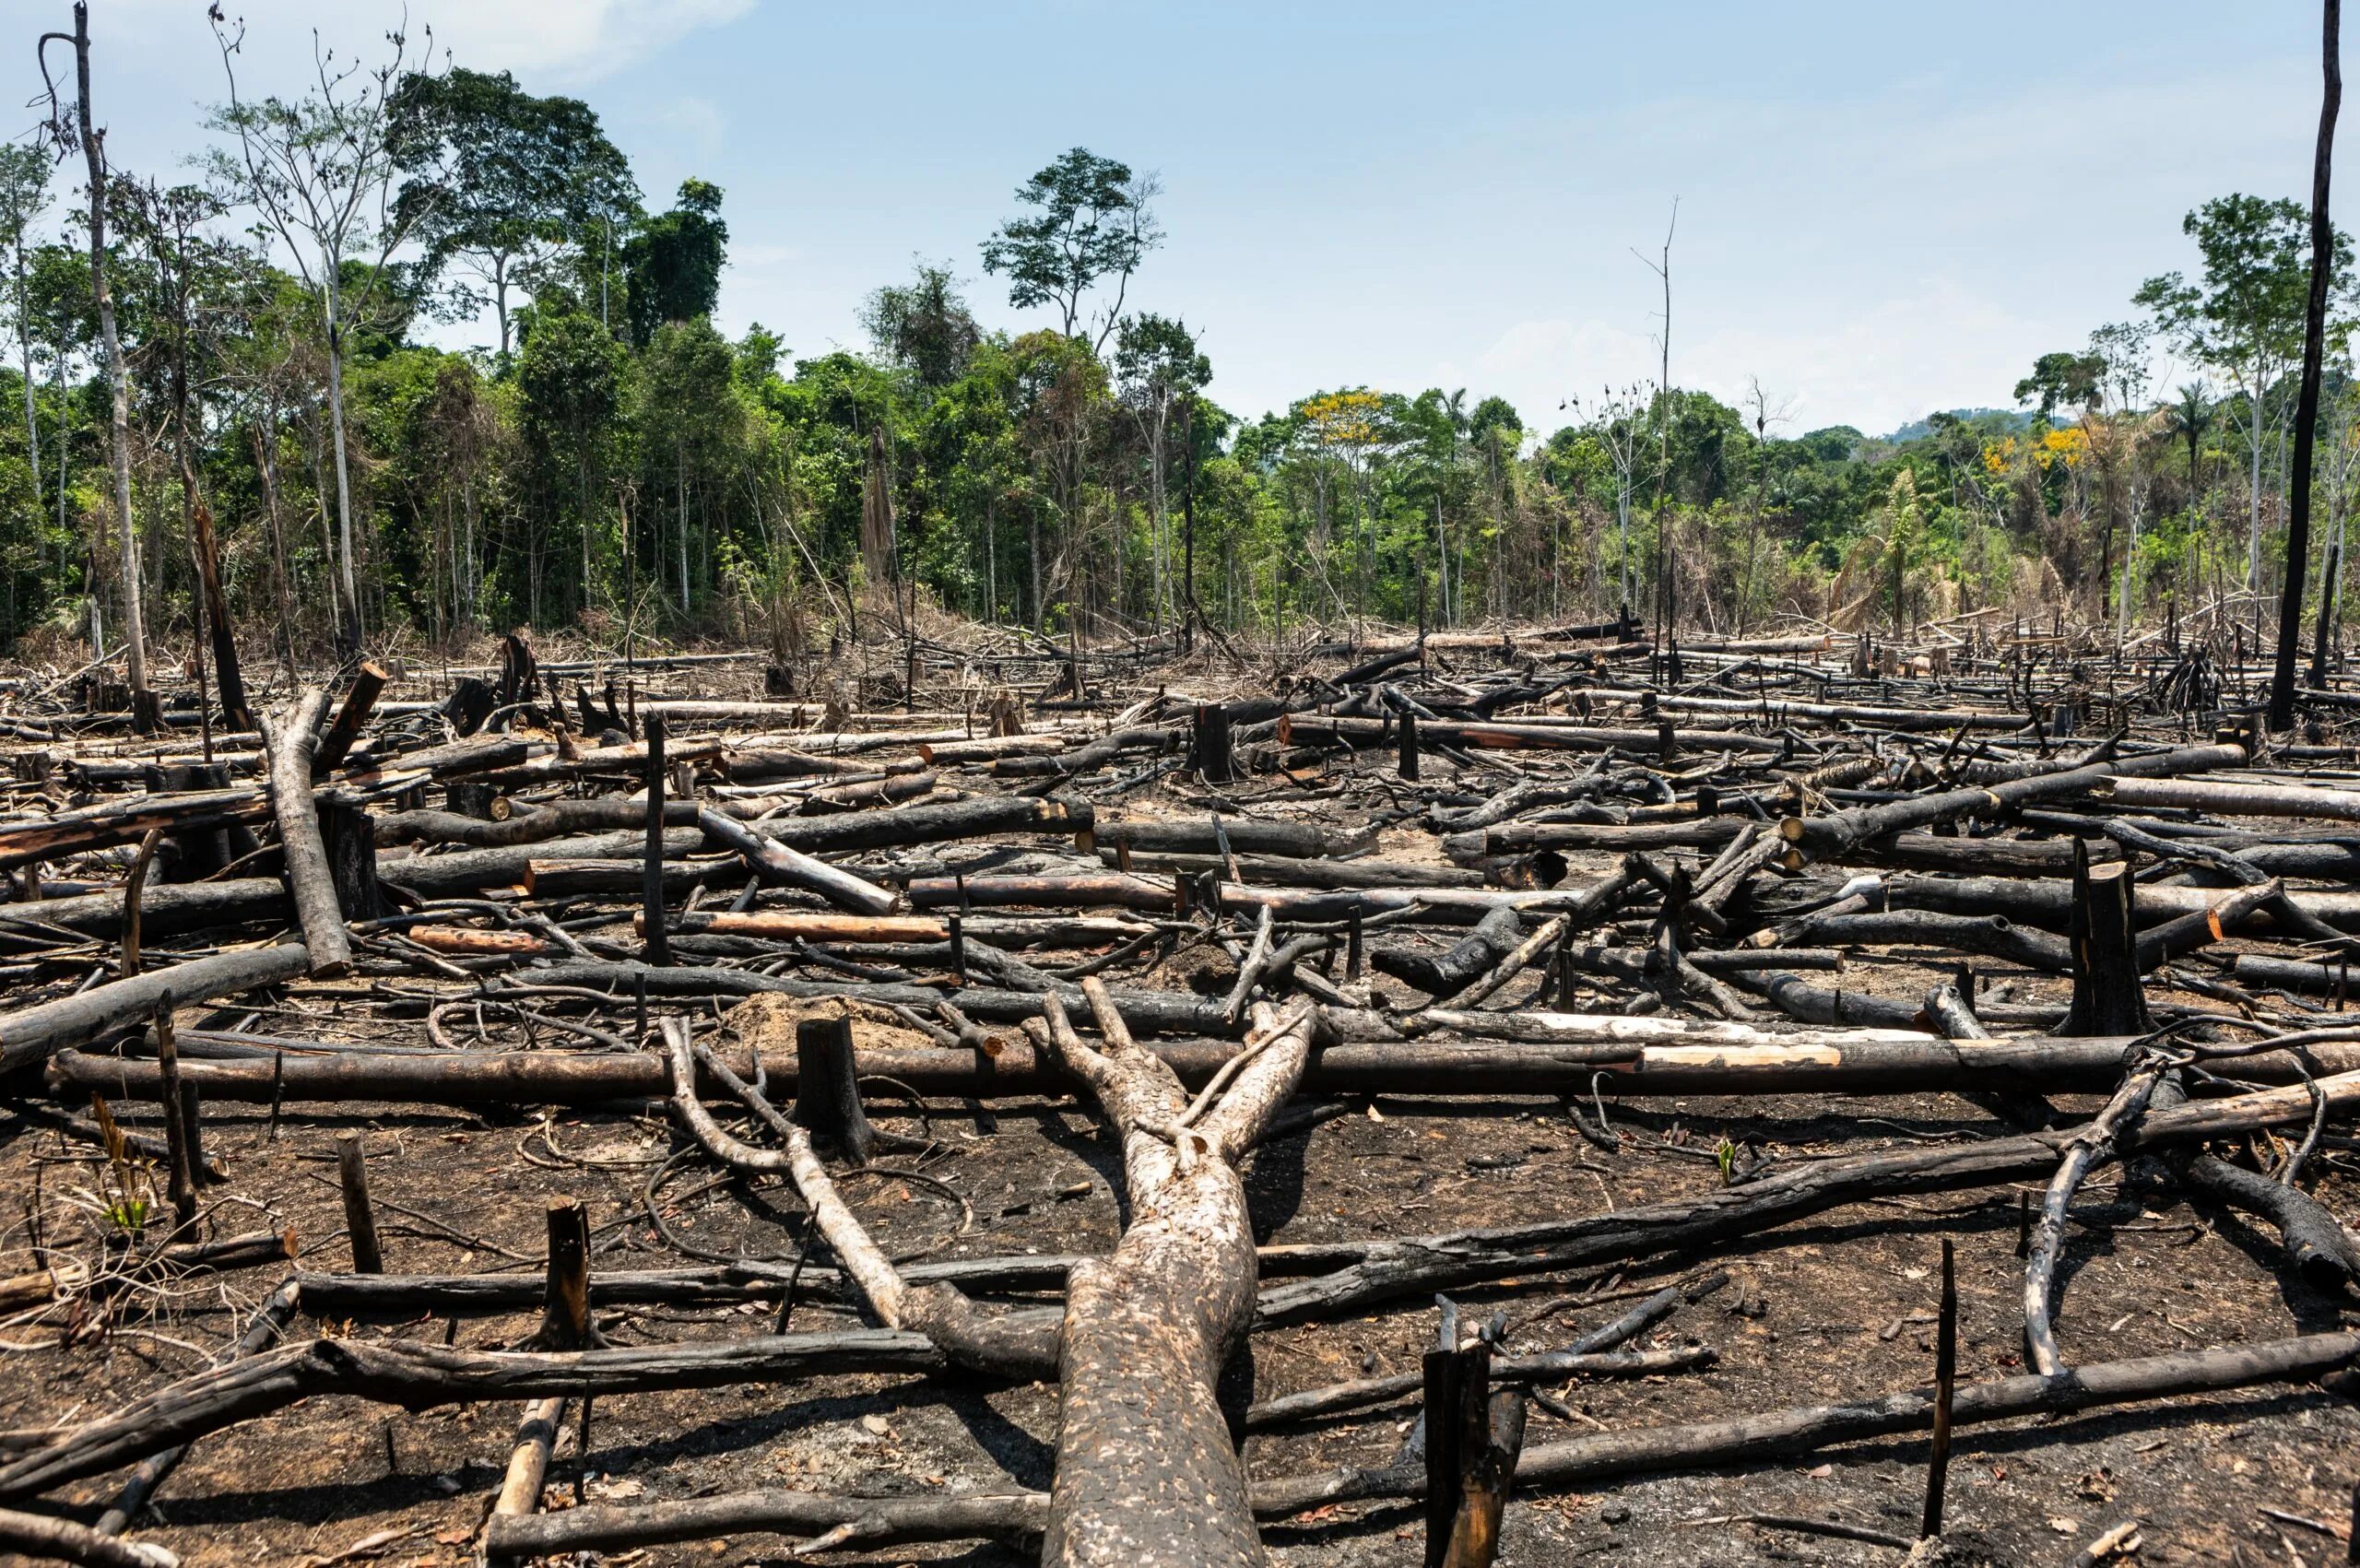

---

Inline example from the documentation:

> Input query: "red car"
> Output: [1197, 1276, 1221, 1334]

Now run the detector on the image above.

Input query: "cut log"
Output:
[693, 807, 899, 916]
[0, 944, 310, 1073]
[1034, 986, 1319, 1565]
[1781, 744, 2247, 855]
[259, 690, 351, 976]
[481, 1329, 2360, 1558]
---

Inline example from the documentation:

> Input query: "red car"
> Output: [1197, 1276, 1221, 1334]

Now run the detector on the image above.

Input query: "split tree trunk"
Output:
[1032, 983, 1318, 1566]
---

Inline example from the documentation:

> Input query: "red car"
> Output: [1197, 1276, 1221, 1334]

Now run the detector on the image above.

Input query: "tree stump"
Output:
[1192, 702, 1234, 784]
[794, 1015, 878, 1165]
[318, 799, 394, 922]
[2063, 843, 2152, 1036]
[442, 677, 497, 737]
[527, 1197, 607, 1350]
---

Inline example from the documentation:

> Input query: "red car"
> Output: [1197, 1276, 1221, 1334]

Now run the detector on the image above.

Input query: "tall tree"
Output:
[2165, 382, 2213, 499]
[862, 259, 980, 390]
[2013, 349, 2106, 419]
[207, 12, 445, 649]
[2274, 0, 2342, 729]
[1114, 312, 1210, 624]
[622, 179, 726, 348]
[37, 3, 150, 723]
[0, 145, 49, 523]
[2138, 194, 2352, 591]
[386, 67, 638, 359]
[114, 178, 254, 729]
[981, 148, 1162, 351]
[515, 303, 624, 625]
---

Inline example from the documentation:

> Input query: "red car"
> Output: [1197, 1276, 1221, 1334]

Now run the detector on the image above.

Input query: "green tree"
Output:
[981, 147, 1161, 351]
[1114, 312, 1210, 622]
[622, 179, 726, 348]
[207, 11, 448, 647]
[387, 66, 639, 359]
[632, 318, 748, 614]
[2013, 350, 2105, 419]
[513, 303, 623, 623]
[862, 259, 980, 391]
[2137, 193, 2354, 588]
[0, 144, 50, 514]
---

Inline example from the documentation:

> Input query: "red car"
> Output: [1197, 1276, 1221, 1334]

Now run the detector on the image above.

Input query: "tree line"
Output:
[1, 6, 2354, 711]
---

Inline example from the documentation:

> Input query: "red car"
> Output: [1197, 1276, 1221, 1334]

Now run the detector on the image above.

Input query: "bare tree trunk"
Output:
[1032, 985, 1318, 1566]
[324, 298, 360, 650]
[12, 241, 35, 523]
[2272, 0, 2342, 729]
[252, 419, 298, 680]
[66, 4, 149, 723]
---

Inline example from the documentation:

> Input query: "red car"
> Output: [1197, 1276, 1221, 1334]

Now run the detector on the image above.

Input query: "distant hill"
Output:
[1879, 408, 2033, 443]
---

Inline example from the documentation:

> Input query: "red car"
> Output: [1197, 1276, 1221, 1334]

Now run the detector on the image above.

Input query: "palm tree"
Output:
[2164, 383, 2213, 507]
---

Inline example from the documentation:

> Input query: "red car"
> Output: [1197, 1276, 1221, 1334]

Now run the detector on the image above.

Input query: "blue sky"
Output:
[27, 0, 2354, 437]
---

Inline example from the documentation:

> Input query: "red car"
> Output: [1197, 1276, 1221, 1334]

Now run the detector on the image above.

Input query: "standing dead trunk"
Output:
[1032, 982, 1318, 1567]
[2271, 0, 2342, 729]
[50, 5, 150, 726]
[189, 496, 249, 732]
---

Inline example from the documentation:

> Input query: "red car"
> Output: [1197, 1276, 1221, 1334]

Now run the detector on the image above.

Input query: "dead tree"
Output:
[1030, 982, 1319, 1566]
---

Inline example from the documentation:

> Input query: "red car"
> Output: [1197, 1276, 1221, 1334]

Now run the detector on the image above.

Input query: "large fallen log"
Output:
[1253, 1066, 2360, 1325]
[750, 795, 1092, 855]
[1, 944, 311, 1074]
[72, 1028, 2339, 1107]
[2103, 774, 2360, 820]
[0, 1329, 951, 1500]
[1251, 1327, 2360, 1517]
[257, 689, 351, 976]
[0, 878, 288, 940]
[379, 828, 703, 899]
[1781, 744, 2247, 855]
[1032, 985, 1320, 1566]
[1094, 816, 1376, 858]
[373, 797, 698, 847]
[666, 909, 1150, 947]
[478, 1328, 2360, 1558]
[692, 807, 900, 915]
[1281, 715, 1791, 756]
[1882, 872, 2360, 934]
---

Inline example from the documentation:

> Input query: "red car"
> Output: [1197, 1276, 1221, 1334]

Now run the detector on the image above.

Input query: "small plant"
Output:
[88, 1094, 157, 1240]
[1715, 1137, 1739, 1185]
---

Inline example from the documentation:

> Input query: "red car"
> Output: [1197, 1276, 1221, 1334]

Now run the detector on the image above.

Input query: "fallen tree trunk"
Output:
[2103, 774, 2360, 820]
[665, 910, 1149, 948]
[373, 797, 697, 847]
[0, 878, 289, 940]
[1251, 1327, 2360, 1516]
[904, 872, 1176, 912]
[692, 807, 900, 915]
[258, 690, 350, 976]
[1281, 715, 1791, 757]
[0, 1505, 177, 1567]
[380, 828, 704, 900]
[0, 1329, 952, 1500]
[1, 944, 311, 1073]
[1883, 872, 2360, 934]
[70, 1028, 2328, 1108]
[1253, 1066, 2360, 1326]
[478, 1328, 2360, 1558]
[1035, 985, 1319, 1566]
[1093, 816, 1376, 859]
[1781, 744, 2247, 855]
[750, 795, 1092, 855]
